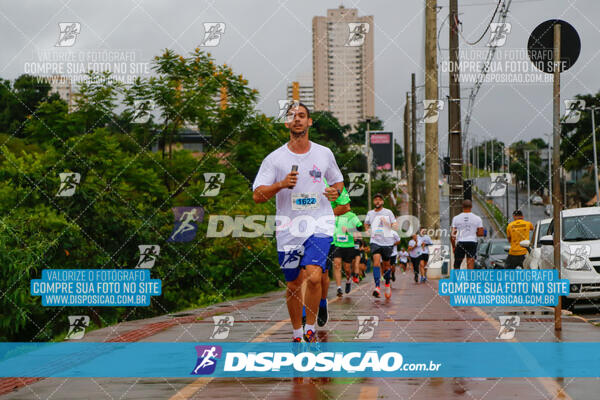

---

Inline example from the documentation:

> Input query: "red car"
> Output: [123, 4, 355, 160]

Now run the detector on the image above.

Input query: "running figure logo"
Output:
[566, 244, 591, 267]
[276, 99, 298, 123]
[209, 316, 234, 339]
[191, 345, 222, 375]
[348, 173, 368, 197]
[201, 23, 225, 47]
[563, 99, 585, 124]
[281, 245, 305, 269]
[487, 173, 512, 197]
[201, 173, 225, 197]
[422, 100, 444, 123]
[168, 207, 204, 242]
[65, 316, 90, 340]
[346, 23, 369, 47]
[56, 172, 80, 197]
[487, 23, 511, 47]
[132, 100, 155, 123]
[136, 245, 160, 268]
[497, 316, 520, 340]
[354, 316, 379, 339]
[429, 245, 450, 265]
[55, 22, 81, 47]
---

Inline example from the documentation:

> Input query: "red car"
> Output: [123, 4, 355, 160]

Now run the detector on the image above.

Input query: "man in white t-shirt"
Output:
[364, 194, 398, 299]
[451, 199, 485, 269]
[398, 248, 409, 274]
[417, 228, 433, 283]
[253, 102, 344, 343]
[390, 230, 401, 282]
[407, 233, 422, 283]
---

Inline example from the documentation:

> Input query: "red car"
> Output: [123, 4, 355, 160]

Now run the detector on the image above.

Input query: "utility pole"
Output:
[404, 93, 413, 215]
[448, 0, 463, 223]
[491, 140, 494, 172]
[411, 74, 418, 218]
[366, 118, 372, 211]
[484, 140, 487, 172]
[552, 23, 562, 331]
[526, 150, 531, 219]
[425, 0, 440, 235]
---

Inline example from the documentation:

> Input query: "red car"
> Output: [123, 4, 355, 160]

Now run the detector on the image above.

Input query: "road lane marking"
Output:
[472, 307, 573, 400]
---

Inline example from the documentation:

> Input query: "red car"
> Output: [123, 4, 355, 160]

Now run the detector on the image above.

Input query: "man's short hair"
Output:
[373, 193, 384, 200]
[286, 101, 311, 119]
[462, 199, 472, 208]
[513, 209, 523, 216]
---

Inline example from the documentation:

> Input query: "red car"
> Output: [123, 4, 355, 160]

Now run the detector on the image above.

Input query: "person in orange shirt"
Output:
[505, 209, 534, 269]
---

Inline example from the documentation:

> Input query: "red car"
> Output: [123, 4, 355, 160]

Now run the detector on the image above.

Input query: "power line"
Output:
[463, 0, 513, 154]
[456, 0, 502, 46]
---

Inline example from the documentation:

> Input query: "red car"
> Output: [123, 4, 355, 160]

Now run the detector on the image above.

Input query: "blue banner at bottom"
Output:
[0, 342, 599, 378]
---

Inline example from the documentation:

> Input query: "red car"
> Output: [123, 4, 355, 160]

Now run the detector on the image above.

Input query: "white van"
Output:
[523, 218, 551, 269]
[538, 207, 600, 306]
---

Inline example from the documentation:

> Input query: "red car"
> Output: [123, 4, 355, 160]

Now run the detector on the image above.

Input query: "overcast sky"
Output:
[1, 0, 599, 155]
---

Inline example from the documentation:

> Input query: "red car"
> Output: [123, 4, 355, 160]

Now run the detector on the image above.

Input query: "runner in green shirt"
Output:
[332, 208, 364, 297]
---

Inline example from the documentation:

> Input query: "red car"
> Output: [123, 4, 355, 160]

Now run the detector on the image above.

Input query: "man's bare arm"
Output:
[253, 171, 298, 204]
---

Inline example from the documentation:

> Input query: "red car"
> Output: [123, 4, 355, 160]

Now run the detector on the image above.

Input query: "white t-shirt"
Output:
[391, 231, 400, 256]
[252, 141, 343, 251]
[451, 212, 484, 243]
[408, 239, 422, 258]
[398, 251, 409, 263]
[365, 208, 397, 246]
[418, 234, 433, 254]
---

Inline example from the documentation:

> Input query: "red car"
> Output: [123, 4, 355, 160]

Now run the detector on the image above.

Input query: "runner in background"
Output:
[364, 193, 398, 299]
[390, 230, 401, 282]
[407, 233, 422, 283]
[417, 227, 433, 283]
[451, 200, 485, 270]
[398, 247, 409, 275]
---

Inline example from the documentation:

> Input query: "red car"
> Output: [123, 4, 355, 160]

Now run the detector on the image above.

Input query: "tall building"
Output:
[313, 6, 374, 129]
[286, 74, 314, 111]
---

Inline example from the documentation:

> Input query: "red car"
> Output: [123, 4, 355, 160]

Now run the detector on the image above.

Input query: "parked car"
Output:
[477, 238, 510, 269]
[536, 207, 600, 308]
[523, 218, 551, 269]
[474, 241, 489, 269]
[529, 195, 544, 205]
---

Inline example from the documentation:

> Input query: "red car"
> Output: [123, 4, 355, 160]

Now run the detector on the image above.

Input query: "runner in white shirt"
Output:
[390, 230, 401, 282]
[407, 233, 423, 283]
[417, 228, 433, 283]
[364, 194, 398, 299]
[450, 199, 485, 270]
[398, 248, 409, 274]
[253, 102, 345, 343]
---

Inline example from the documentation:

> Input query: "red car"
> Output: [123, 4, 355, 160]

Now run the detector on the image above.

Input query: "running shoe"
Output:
[420, 276, 426, 283]
[317, 301, 328, 327]
[384, 284, 391, 299]
[345, 282, 351, 294]
[292, 337, 302, 342]
[392, 271, 396, 282]
[337, 287, 343, 297]
[352, 275, 359, 284]
[372, 286, 381, 298]
[304, 329, 317, 343]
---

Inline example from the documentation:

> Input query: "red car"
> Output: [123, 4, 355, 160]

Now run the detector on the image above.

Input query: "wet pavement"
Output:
[3, 271, 600, 400]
